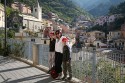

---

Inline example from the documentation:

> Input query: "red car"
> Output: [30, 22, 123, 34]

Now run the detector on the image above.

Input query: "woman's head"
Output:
[49, 32, 55, 38]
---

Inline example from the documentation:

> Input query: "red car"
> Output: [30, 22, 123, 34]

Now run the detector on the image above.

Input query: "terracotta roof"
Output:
[60, 24, 69, 33]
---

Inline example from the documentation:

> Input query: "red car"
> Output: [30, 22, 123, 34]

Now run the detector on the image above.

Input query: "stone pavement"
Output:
[0, 56, 67, 83]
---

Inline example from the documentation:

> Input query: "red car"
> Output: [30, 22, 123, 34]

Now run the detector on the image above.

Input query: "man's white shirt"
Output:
[55, 36, 66, 53]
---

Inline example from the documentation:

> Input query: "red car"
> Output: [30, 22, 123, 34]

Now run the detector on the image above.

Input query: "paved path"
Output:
[0, 56, 66, 83]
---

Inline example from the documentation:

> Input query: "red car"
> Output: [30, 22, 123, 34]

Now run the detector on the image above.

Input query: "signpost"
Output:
[4, 0, 7, 56]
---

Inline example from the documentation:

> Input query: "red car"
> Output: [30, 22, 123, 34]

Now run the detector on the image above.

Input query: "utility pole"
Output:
[4, 0, 7, 56]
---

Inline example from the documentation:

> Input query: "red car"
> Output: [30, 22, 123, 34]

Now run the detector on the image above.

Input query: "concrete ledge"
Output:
[10, 55, 81, 83]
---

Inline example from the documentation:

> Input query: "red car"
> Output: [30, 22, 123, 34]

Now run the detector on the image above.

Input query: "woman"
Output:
[48, 31, 56, 73]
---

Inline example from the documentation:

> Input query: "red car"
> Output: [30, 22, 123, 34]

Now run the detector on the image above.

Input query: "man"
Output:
[48, 31, 56, 73]
[55, 30, 65, 79]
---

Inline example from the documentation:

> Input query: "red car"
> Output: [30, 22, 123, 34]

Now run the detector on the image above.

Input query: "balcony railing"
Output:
[1, 39, 125, 83]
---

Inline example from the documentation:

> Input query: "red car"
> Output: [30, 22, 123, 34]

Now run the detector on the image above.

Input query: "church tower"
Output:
[32, 0, 42, 21]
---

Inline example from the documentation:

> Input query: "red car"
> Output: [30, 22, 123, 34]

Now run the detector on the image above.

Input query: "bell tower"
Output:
[32, 0, 42, 21]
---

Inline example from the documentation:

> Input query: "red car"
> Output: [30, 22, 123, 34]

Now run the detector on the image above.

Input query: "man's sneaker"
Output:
[67, 77, 72, 80]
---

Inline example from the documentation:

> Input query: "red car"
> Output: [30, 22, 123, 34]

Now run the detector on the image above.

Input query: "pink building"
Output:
[121, 24, 125, 38]
[11, 2, 31, 14]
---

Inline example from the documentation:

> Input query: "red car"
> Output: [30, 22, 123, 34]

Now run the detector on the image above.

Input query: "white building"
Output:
[19, 1, 43, 32]
[0, 4, 5, 29]
[107, 31, 121, 41]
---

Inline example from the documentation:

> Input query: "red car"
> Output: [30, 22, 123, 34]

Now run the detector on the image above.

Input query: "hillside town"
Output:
[1, 1, 125, 51]
[0, 0, 125, 83]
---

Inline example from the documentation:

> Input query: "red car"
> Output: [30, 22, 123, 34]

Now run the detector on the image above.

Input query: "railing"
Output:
[73, 48, 125, 83]
[7, 39, 34, 60]
[1, 39, 125, 83]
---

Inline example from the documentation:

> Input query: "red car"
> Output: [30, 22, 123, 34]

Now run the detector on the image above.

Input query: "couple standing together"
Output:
[48, 30, 73, 80]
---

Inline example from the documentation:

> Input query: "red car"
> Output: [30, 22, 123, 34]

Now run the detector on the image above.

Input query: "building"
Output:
[9, 1, 43, 32]
[0, 4, 4, 28]
[87, 31, 105, 41]
[93, 40, 107, 48]
[84, 31, 105, 47]
[113, 39, 125, 51]
[94, 16, 108, 26]
[121, 23, 125, 38]
[47, 12, 58, 20]
[94, 14, 123, 26]
[15, 32, 49, 44]
[107, 31, 121, 42]
[11, 2, 31, 14]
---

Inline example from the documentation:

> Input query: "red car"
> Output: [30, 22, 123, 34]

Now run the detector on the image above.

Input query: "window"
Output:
[31, 39, 35, 42]
[97, 43, 99, 47]
[35, 9, 37, 12]
[44, 40, 46, 44]
[79, 57, 82, 60]
[99, 33, 101, 35]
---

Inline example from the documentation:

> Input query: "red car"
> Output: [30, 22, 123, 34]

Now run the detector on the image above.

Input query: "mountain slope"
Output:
[90, 2, 125, 32]
[72, 0, 125, 16]
[89, 0, 125, 16]
[39, 0, 93, 23]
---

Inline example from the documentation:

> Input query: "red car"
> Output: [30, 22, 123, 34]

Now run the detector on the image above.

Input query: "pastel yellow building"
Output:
[0, 4, 5, 28]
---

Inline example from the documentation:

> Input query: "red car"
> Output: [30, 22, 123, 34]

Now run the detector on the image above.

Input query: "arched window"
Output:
[44, 40, 46, 44]
[35, 9, 37, 12]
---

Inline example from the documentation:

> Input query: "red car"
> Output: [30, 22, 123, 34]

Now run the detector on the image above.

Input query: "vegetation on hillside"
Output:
[1, 0, 92, 23]
[109, 1, 125, 15]
[89, 0, 125, 16]
[1, 0, 36, 7]
[89, 1, 125, 33]
[39, 0, 92, 23]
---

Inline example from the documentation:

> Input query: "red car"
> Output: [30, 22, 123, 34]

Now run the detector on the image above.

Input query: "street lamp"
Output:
[4, 0, 7, 56]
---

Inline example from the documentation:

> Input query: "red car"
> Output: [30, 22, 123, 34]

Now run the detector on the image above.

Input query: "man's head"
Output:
[55, 30, 62, 39]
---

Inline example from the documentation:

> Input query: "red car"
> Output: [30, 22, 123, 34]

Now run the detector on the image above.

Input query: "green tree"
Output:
[109, 1, 125, 14]
[18, 0, 37, 7]
[7, 30, 15, 38]
[1, 0, 14, 7]
[6, 7, 14, 17]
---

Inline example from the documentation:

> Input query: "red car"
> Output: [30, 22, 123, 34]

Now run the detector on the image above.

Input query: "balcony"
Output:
[0, 39, 125, 83]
